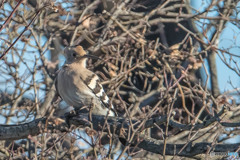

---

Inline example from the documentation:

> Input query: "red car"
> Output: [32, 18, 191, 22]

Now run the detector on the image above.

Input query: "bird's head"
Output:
[64, 45, 100, 67]
[64, 45, 88, 63]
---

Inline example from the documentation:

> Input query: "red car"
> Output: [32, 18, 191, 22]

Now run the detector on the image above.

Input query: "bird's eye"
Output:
[72, 53, 76, 57]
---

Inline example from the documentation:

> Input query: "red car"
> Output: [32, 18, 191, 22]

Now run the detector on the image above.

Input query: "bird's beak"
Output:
[83, 52, 101, 60]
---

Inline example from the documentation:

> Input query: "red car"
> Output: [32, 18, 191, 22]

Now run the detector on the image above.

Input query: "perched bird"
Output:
[55, 45, 116, 116]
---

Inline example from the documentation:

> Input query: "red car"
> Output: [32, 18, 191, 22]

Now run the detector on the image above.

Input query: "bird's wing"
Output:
[55, 65, 69, 99]
[55, 71, 61, 99]
[80, 72, 117, 115]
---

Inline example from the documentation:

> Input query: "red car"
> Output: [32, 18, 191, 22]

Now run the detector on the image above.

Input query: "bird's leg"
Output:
[44, 94, 68, 127]
[52, 96, 62, 107]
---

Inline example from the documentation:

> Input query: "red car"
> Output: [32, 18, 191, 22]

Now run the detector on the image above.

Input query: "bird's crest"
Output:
[74, 45, 86, 56]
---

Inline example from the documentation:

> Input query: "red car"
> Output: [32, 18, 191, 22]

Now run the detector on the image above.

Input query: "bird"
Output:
[55, 45, 116, 117]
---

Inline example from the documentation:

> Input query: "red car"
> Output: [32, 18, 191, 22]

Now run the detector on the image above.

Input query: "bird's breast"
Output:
[57, 68, 87, 107]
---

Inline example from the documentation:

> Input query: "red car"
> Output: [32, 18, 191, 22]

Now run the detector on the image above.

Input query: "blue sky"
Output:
[191, 0, 240, 102]
[192, 0, 240, 144]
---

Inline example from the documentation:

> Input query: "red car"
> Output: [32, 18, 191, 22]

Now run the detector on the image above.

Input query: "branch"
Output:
[137, 137, 240, 157]
[0, 0, 24, 32]
[1, 111, 240, 157]
[0, 5, 48, 59]
[0, 113, 168, 140]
